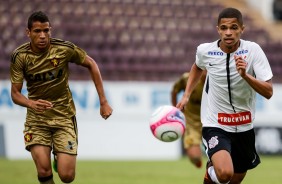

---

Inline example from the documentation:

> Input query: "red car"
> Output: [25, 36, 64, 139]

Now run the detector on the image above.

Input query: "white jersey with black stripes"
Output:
[196, 39, 273, 132]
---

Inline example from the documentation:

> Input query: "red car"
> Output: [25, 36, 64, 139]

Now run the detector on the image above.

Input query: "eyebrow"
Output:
[219, 23, 239, 27]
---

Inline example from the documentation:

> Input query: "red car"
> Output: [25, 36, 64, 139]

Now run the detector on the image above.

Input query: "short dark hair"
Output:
[27, 11, 50, 30]
[218, 8, 243, 26]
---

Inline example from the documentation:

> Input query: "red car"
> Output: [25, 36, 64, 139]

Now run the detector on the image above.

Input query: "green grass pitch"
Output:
[0, 156, 281, 184]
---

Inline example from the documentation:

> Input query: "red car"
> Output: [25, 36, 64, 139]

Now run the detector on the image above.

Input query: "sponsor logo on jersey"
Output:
[207, 49, 248, 56]
[218, 111, 252, 125]
[27, 68, 63, 82]
[208, 51, 224, 56]
[235, 49, 248, 55]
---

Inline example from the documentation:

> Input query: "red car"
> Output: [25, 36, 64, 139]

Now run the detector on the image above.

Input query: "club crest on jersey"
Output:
[208, 136, 218, 149]
[24, 133, 33, 142]
[50, 58, 60, 67]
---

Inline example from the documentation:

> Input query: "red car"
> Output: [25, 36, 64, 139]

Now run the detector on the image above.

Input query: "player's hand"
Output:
[100, 102, 113, 120]
[28, 99, 53, 112]
[234, 55, 247, 77]
[176, 96, 188, 111]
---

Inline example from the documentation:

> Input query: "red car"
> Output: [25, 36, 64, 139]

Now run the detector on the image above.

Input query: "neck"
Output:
[30, 43, 50, 53]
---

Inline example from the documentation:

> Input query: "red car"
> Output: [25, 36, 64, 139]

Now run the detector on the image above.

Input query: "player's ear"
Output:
[49, 27, 52, 36]
[216, 25, 219, 32]
[26, 28, 30, 37]
[241, 25, 245, 34]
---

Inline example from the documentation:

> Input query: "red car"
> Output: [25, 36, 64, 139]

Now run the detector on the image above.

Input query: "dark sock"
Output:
[38, 174, 55, 184]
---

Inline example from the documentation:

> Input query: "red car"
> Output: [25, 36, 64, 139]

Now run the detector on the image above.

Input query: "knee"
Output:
[37, 167, 52, 177]
[216, 168, 233, 183]
[59, 171, 75, 183]
[190, 157, 202, 168]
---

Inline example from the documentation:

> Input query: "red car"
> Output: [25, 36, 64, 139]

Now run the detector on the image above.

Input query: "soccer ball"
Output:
[149, 105, 186, 142]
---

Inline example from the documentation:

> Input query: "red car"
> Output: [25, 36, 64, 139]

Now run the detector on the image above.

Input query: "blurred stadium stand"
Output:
[1, 0, 282, 82]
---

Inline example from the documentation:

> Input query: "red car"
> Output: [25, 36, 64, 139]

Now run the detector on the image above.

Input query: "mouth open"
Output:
[38, 41, 47, 47]
[224, 38, 234, 44]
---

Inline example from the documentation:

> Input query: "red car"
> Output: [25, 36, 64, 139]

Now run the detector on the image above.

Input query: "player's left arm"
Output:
[171, 79, 182, 106]
[235, 55, 273, 99]
[80, 55, 113, 119]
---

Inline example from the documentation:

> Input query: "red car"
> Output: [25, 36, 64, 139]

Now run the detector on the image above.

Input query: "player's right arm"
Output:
[11, 83, 53, 112]
[10, 48, 52, 112]
[176, 63, 203, 110]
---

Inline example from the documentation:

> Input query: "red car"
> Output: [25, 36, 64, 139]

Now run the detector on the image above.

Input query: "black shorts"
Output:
[202, 127, 260, 173]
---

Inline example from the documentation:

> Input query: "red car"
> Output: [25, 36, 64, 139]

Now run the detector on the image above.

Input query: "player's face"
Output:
[217, 18, 245, 53]
[26, 21, 51, 52]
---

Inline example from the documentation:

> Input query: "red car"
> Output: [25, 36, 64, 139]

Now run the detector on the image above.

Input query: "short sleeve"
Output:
[195, 45, 206, 70]
[252, 43, 273, 81]
[69, 45, 87, 65]
[10, 52, 24, 83]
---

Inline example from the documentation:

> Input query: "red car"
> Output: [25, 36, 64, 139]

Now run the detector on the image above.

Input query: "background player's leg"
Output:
[186, 145, 202, 168]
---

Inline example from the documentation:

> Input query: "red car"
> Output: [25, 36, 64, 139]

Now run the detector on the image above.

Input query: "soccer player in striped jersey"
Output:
[177, 8, 273, 184]
[171, 71, 206, 168]
[10, 11, 113, 184]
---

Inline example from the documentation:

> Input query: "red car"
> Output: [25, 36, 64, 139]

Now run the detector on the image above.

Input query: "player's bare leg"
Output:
[30, 145, 54, 184]
[56, 153, 77, 183]
[229, 172, 247, 184]
[210, 150, 233, 183]
[186, 145, 202, 168]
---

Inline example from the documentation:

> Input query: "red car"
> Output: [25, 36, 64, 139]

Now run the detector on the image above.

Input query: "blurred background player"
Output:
[171, 71, 207, 168]
[10, 11, 113, 184]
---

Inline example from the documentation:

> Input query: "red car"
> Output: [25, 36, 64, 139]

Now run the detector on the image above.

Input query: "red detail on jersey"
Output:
[50, 59, 60, 67]
[24, 133, 33, 142]
[218, 111, 252, 126]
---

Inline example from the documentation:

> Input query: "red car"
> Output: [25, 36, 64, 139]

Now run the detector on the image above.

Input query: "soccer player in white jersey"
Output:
[177, 7, 273, 184]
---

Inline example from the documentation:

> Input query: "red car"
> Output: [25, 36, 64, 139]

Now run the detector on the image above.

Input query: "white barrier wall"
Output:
[246, 0, 274, 21]
[1, 80, 282, 159]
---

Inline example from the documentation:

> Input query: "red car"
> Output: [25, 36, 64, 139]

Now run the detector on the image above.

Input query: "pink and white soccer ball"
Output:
[149, 105, 186, 142]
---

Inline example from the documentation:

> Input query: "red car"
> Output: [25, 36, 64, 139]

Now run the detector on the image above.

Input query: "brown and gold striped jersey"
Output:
[10, 38, 87, 120]
[172, 72, 204, 122]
